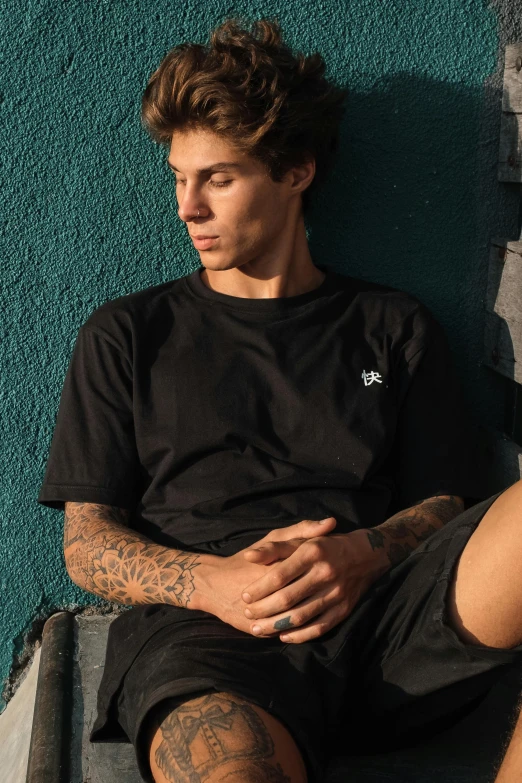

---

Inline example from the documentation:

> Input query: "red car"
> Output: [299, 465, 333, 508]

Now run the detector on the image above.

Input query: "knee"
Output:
[147, 690, 307, 782]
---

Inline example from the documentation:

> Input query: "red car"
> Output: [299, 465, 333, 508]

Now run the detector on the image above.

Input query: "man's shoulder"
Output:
[78, 274, 189, 351]
[332, 271, 442, 366]
[335, 270, 431, 322]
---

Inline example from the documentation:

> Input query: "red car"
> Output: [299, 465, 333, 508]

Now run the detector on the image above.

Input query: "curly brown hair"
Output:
[140, 16, 348, 215]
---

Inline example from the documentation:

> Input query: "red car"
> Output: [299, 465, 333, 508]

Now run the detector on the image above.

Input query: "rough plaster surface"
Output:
[1, 0, 521, 710]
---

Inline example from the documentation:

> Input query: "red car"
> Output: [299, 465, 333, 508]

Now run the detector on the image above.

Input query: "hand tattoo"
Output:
[273, 616, 294, 631]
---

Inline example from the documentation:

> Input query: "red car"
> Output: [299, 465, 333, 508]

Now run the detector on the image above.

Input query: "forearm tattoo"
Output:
[154, 693, 291, 783]
[366, 495, 465, 567]
[63, 502, 201, 606]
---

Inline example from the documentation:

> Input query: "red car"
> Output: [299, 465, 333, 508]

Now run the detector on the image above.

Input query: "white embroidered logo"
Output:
[362, 370, 382, 386]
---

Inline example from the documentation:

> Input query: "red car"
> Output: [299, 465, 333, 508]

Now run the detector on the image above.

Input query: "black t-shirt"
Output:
[37, 263, 482, 555]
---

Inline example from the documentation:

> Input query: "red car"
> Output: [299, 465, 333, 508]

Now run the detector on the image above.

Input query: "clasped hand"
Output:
[236, 518, 389, 644]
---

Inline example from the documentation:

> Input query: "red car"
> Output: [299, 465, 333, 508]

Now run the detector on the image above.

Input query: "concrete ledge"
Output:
[16, 610, 522, 782]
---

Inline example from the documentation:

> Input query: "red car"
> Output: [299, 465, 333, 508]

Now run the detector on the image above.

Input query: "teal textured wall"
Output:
[1, 0, 520, 706]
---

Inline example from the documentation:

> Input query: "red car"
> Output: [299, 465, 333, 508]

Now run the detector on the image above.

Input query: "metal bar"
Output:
[26, 611, 75, 783]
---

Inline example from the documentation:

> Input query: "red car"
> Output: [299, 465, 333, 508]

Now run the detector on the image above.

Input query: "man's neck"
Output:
[199, 260, 325, 300]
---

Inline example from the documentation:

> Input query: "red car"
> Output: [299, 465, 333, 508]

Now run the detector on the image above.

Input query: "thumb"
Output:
[250, 517, 337, 547]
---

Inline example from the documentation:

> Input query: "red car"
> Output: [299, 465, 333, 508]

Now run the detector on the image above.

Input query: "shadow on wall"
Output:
[482, 237, 521, 493]
[303, 75, 521, 494]
[486, 77, 522, 409]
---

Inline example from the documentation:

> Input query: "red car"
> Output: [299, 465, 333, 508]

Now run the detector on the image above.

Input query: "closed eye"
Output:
[174, 179, 232, 189]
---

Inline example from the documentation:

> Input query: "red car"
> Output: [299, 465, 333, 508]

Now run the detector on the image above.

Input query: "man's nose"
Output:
[177, 186, 205, 223]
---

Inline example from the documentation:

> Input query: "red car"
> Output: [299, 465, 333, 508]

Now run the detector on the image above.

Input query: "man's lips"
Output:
[191, 235, 219, 249]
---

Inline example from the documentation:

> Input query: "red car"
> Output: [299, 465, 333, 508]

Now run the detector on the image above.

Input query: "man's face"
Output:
[167, 128, 306, 272]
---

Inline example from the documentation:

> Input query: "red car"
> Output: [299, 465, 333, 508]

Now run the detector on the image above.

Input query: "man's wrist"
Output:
[190, 552, 221, 613]
[362, 526, 398, 572]
[360, 495, 464, 569]
[342, 528, 391, 582]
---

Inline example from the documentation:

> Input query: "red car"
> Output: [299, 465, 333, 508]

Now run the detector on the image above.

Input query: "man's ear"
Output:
[289, 155, 316, 195]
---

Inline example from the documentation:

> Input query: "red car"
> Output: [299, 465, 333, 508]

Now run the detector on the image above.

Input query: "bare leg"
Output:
[447, 479, 522, 649]
[145, 690, 308, 783]
[493, 700, 522, 782]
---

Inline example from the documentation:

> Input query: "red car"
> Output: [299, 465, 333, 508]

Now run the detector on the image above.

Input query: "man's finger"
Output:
[278, 605, 344, 644]
[242, 548, 311, 604]
[249, 591, 327, 637]
[253, 517, 337, 545]
[244, 571, 319, 619]
[243, 538, 305, 564]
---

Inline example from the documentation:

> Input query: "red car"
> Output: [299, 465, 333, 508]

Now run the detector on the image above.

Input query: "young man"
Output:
[37, 17, 522, 783]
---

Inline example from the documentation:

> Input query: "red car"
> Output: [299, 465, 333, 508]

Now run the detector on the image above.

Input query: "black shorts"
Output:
[90, 490, 522, 783]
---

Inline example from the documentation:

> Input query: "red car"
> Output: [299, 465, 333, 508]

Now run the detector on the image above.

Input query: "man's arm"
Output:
[63, 501, 211, 608]
[63, 501, 337, 632]
[239, 494, 465, 642]
[365, 493, 465, 569]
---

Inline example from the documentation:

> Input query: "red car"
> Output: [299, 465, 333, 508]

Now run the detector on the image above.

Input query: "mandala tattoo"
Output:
[63, 502, 201, 606]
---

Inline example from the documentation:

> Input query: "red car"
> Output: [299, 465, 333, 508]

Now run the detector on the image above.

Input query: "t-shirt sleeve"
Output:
[37, 324, 141, 511]
[388, 304, 484, 512]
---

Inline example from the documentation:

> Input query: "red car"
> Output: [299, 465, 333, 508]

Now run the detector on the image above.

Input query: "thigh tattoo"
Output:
[153, 693, 291, 783]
